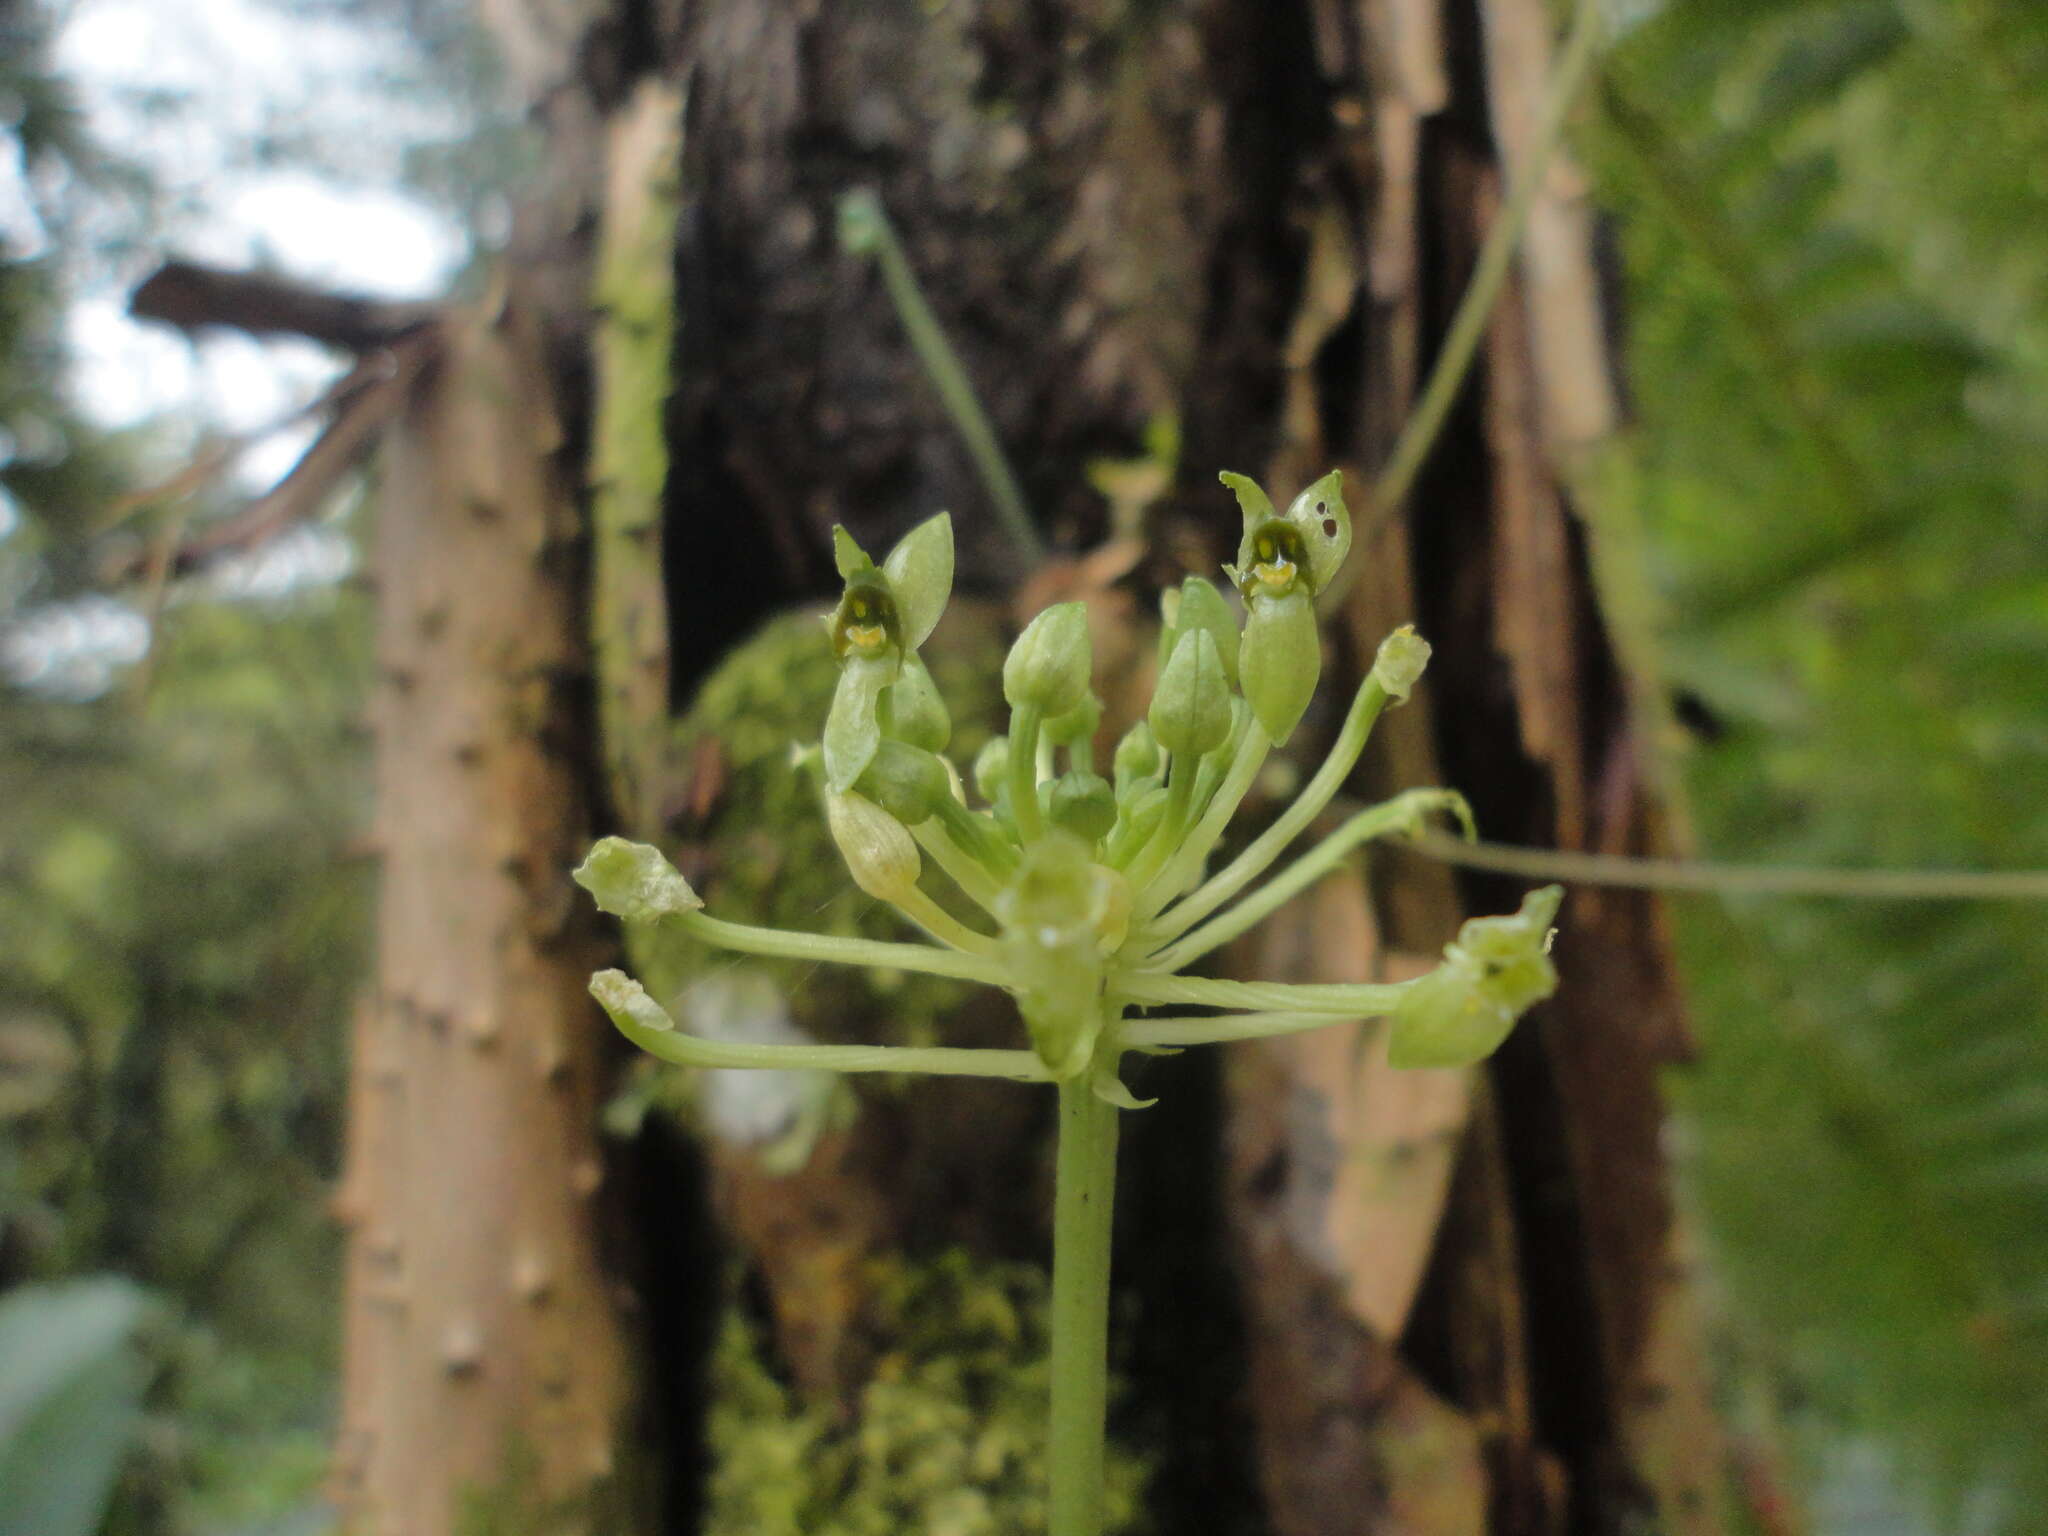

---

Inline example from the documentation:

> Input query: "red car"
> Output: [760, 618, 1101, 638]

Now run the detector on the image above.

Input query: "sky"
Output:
[3, 0, 473, 692]
[52, 0, 470, 473]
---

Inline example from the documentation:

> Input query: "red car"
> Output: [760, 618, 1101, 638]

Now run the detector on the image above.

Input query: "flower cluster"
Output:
[575, 469, 1560, 1100]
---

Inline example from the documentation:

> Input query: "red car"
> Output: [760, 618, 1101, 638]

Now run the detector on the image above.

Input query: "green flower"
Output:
[822, 514, 954, 792]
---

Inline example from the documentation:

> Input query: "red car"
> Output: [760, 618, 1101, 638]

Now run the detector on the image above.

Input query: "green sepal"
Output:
[1002, 601, 1093, 716]
[880, 652, 952, 750]
[1218, 469, 1276, 532]
[1238, 588, 1320, 744]
[1171, 576, 1240, 686]
[824, 650, 899, 793]
[881, 512, 954, 649]
[832, 525, 875, 580]
[1283, 469, 1350, 593]
[1386, 886, 1563, 1069]
[574, 837, 703, 923]
[1149, 627, 1233, 758]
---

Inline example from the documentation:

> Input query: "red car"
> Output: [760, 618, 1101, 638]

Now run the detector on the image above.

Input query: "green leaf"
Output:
[0, 1277, 150, 1536]
[881, 513, 954, 650]
[1238, 588, 1320, 744]
[573, 837, 704, 922]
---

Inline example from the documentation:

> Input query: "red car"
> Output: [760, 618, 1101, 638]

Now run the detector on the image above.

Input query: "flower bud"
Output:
[1371, 625, 1431, 704]
[1149, 627, 1233, 758]
[1045, 691, 1103, 748]
[825, 790, 923, 902]
[1386, 886, 1562, 1069]
[574, 838, 704, 923]
[1003, 601, 1093, 716]
[1049, 770, 1117, 843]
[1238, 589, 1320, 745]
[881, 652, 952, 750]
[836, 187, 887, 257]
[856, 739, 952, 824]
[1112, 720, 1160, 790]
[1111, 782, 1169, 853]
[1170, 576, 1240, 686]
[972, 736, 1010, 804]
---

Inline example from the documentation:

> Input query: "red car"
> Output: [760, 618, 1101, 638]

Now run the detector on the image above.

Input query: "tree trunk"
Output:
[341, 0, 1736, 1530]
[332, 310, 646, 1534]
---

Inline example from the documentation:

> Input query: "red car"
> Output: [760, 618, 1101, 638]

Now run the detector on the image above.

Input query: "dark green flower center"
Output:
[1237, 520, 1311, 601]
[831, 577, 902, 659]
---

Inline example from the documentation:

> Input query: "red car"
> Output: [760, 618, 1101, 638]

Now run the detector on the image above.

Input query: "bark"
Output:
[331, 308, 644, 1535]
[401, 0, 1737, 1531]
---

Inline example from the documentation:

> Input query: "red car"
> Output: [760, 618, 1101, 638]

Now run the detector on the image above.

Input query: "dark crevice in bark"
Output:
[623, 1114, 724, 1536]
[1121, 1048, 1271, 1536]
[1175, 0, 1326, 538]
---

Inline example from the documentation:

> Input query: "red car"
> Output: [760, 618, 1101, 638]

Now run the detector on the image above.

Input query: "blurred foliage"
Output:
[4, 16, 371, 1536]
[0, 1277, 150, 1536]
[1589, 0, 2048, 1527]
[0, 596, 371, 1532]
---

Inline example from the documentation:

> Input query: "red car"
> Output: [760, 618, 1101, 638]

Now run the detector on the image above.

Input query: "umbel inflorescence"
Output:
[572, 467, 1560, 1536]
[576, 468, 1559, 1092]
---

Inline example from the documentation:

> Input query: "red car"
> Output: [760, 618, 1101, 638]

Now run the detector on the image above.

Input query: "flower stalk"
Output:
[573, 470, 1563, 1536]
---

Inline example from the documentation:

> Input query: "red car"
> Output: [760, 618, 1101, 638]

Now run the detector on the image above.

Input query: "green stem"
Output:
[1122, 755, 1195, 893]
[1146, 788, 1470, 971]
[839, 188, 1045, 565]
[1118, 1012, 1346, 1048]
[1010, 704, 1047, 842]
[1049, 1071, 1119, 1536]
[1134, 724, 1270, 919]
[1143, 677, 1391, 946]
[1112, 971, 1416, 1015]
[593, 970, 1048, 1077]
[934, 794, 1019, 877]
[678, 909, 1008, 986]
[891, 885, 1000, 955]
[1404, 830, 2048, 902]
[912, 818, 1008, 911]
